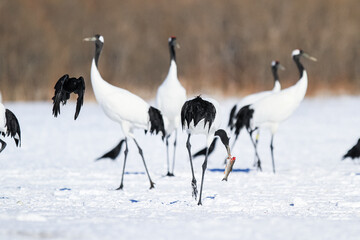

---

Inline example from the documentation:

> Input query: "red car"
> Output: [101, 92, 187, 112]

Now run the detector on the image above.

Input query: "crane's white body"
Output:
[250, 71, 308, 134]
[0, 103, 6, 133]
[236, 79, 281, 112]
[90, 59, 150, 138]
[156, 60, 186, 134]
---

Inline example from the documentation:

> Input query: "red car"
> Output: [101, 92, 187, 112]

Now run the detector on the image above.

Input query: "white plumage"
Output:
[90, 59, 150, 133]
[235, 49, 317, 173]
[156, 37, 186, 176]
[84, 34, 165, 190]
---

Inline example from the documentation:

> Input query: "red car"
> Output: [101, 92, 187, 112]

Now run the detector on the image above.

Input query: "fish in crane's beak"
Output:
[222, 156, 236, 181]
[303, 52, 317, 62]
[83, 37, 97, 42]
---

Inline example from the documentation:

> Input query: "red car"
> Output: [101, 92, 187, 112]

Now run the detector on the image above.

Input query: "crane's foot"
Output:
[166, 172, 175, 177]
[116, 183, 124, 190]
[197, 199, 202, 206]
[257, 160, 262, 172]
[149, 181, 155, 189]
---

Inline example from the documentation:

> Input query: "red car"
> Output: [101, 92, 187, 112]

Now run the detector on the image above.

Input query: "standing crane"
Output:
[156, 36, 186, 176]
[84, 34, 165, 190]
[233, 49, 317, 173]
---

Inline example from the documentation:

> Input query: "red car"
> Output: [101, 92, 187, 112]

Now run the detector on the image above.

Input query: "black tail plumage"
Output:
[233, 105, 254, 138]
[148, 106, 165, 140]
[96, 139, 125, 161]
[181, 96, 216, 132]
[342, 139, 360, 160]
[228, 104, 237, 130]
[5, 109, 21, 147]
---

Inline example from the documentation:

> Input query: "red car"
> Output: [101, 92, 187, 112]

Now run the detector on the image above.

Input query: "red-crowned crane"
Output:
[181, 96, 233, 205]
[233, 49, 317, 173]
[156, 36, 186, 176]
[84, 34, 165, 190]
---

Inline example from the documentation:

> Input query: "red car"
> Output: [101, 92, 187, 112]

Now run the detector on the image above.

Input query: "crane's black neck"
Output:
[271, 65, 279, 83]
[169, 43, 176, 62]
[293, 55, 304, 78]
[214, 129, 229, 147]
[95, 40, 103, 67]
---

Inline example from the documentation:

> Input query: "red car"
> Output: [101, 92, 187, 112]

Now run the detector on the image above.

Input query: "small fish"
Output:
[222, 156, 236, 181]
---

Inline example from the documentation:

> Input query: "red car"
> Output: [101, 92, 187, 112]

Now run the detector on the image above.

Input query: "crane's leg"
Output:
[0, 139, 7, 153]
[133, 139, 155, 189]
[248, 129, 262, 171]
[270, 134, 276, 174]
[198, 148, 209, 206]
[170, 129, 178, 176]
[165, 135, 173, 176]
[186, 134, 197, 200]
[253, 130, 260, 167]
[116, 138, 128, 190]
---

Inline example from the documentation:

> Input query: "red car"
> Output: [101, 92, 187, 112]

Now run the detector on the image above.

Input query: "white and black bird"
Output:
[0, 102, 21, 153]
[193, 60, 285, 160]
[52, 74, 85, 120]
[342, 139, 360, 161]
[84, 34, 165, 190]
[233, 49, 317, 173]
[156, 36, 187, 176]
[181, 96, 232, 205]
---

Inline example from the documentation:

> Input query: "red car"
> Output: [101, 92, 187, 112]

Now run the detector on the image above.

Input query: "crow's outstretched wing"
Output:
[52, 74, 69, 117]
[74, 77, 85, 120]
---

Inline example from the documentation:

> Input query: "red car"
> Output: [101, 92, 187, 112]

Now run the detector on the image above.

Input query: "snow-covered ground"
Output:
[0, 96, 360, 240]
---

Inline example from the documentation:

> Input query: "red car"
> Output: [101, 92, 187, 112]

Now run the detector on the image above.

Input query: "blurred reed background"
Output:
[0, 0, 359, 101]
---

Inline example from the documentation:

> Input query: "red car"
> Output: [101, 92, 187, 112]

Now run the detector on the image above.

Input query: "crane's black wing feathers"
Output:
[5, 109, 21, 147]
[96, 139, 125, 161]
[343, 139, 360, 160]
[181, 96, 216, 132]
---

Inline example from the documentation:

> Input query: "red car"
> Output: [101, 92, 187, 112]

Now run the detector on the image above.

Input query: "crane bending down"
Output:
[181, 96, 233, 205]
[84, 34, 165, 190]
[156, 36, 187, 176]
[0, 102, 21, 153]
[233, 49, 317, 173]
[193, 61, 284, 164]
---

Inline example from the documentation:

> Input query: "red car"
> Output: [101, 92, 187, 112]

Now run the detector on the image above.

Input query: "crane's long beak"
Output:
[278, 64, 286, 71]
[176, 43, 181, 49]
[303, 53, 317, 62]
[83, 37, 97, 42]
[226, 145, 231, 158]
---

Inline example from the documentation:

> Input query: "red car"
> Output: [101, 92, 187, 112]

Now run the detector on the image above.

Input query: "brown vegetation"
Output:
[0, 0, 359, 101]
